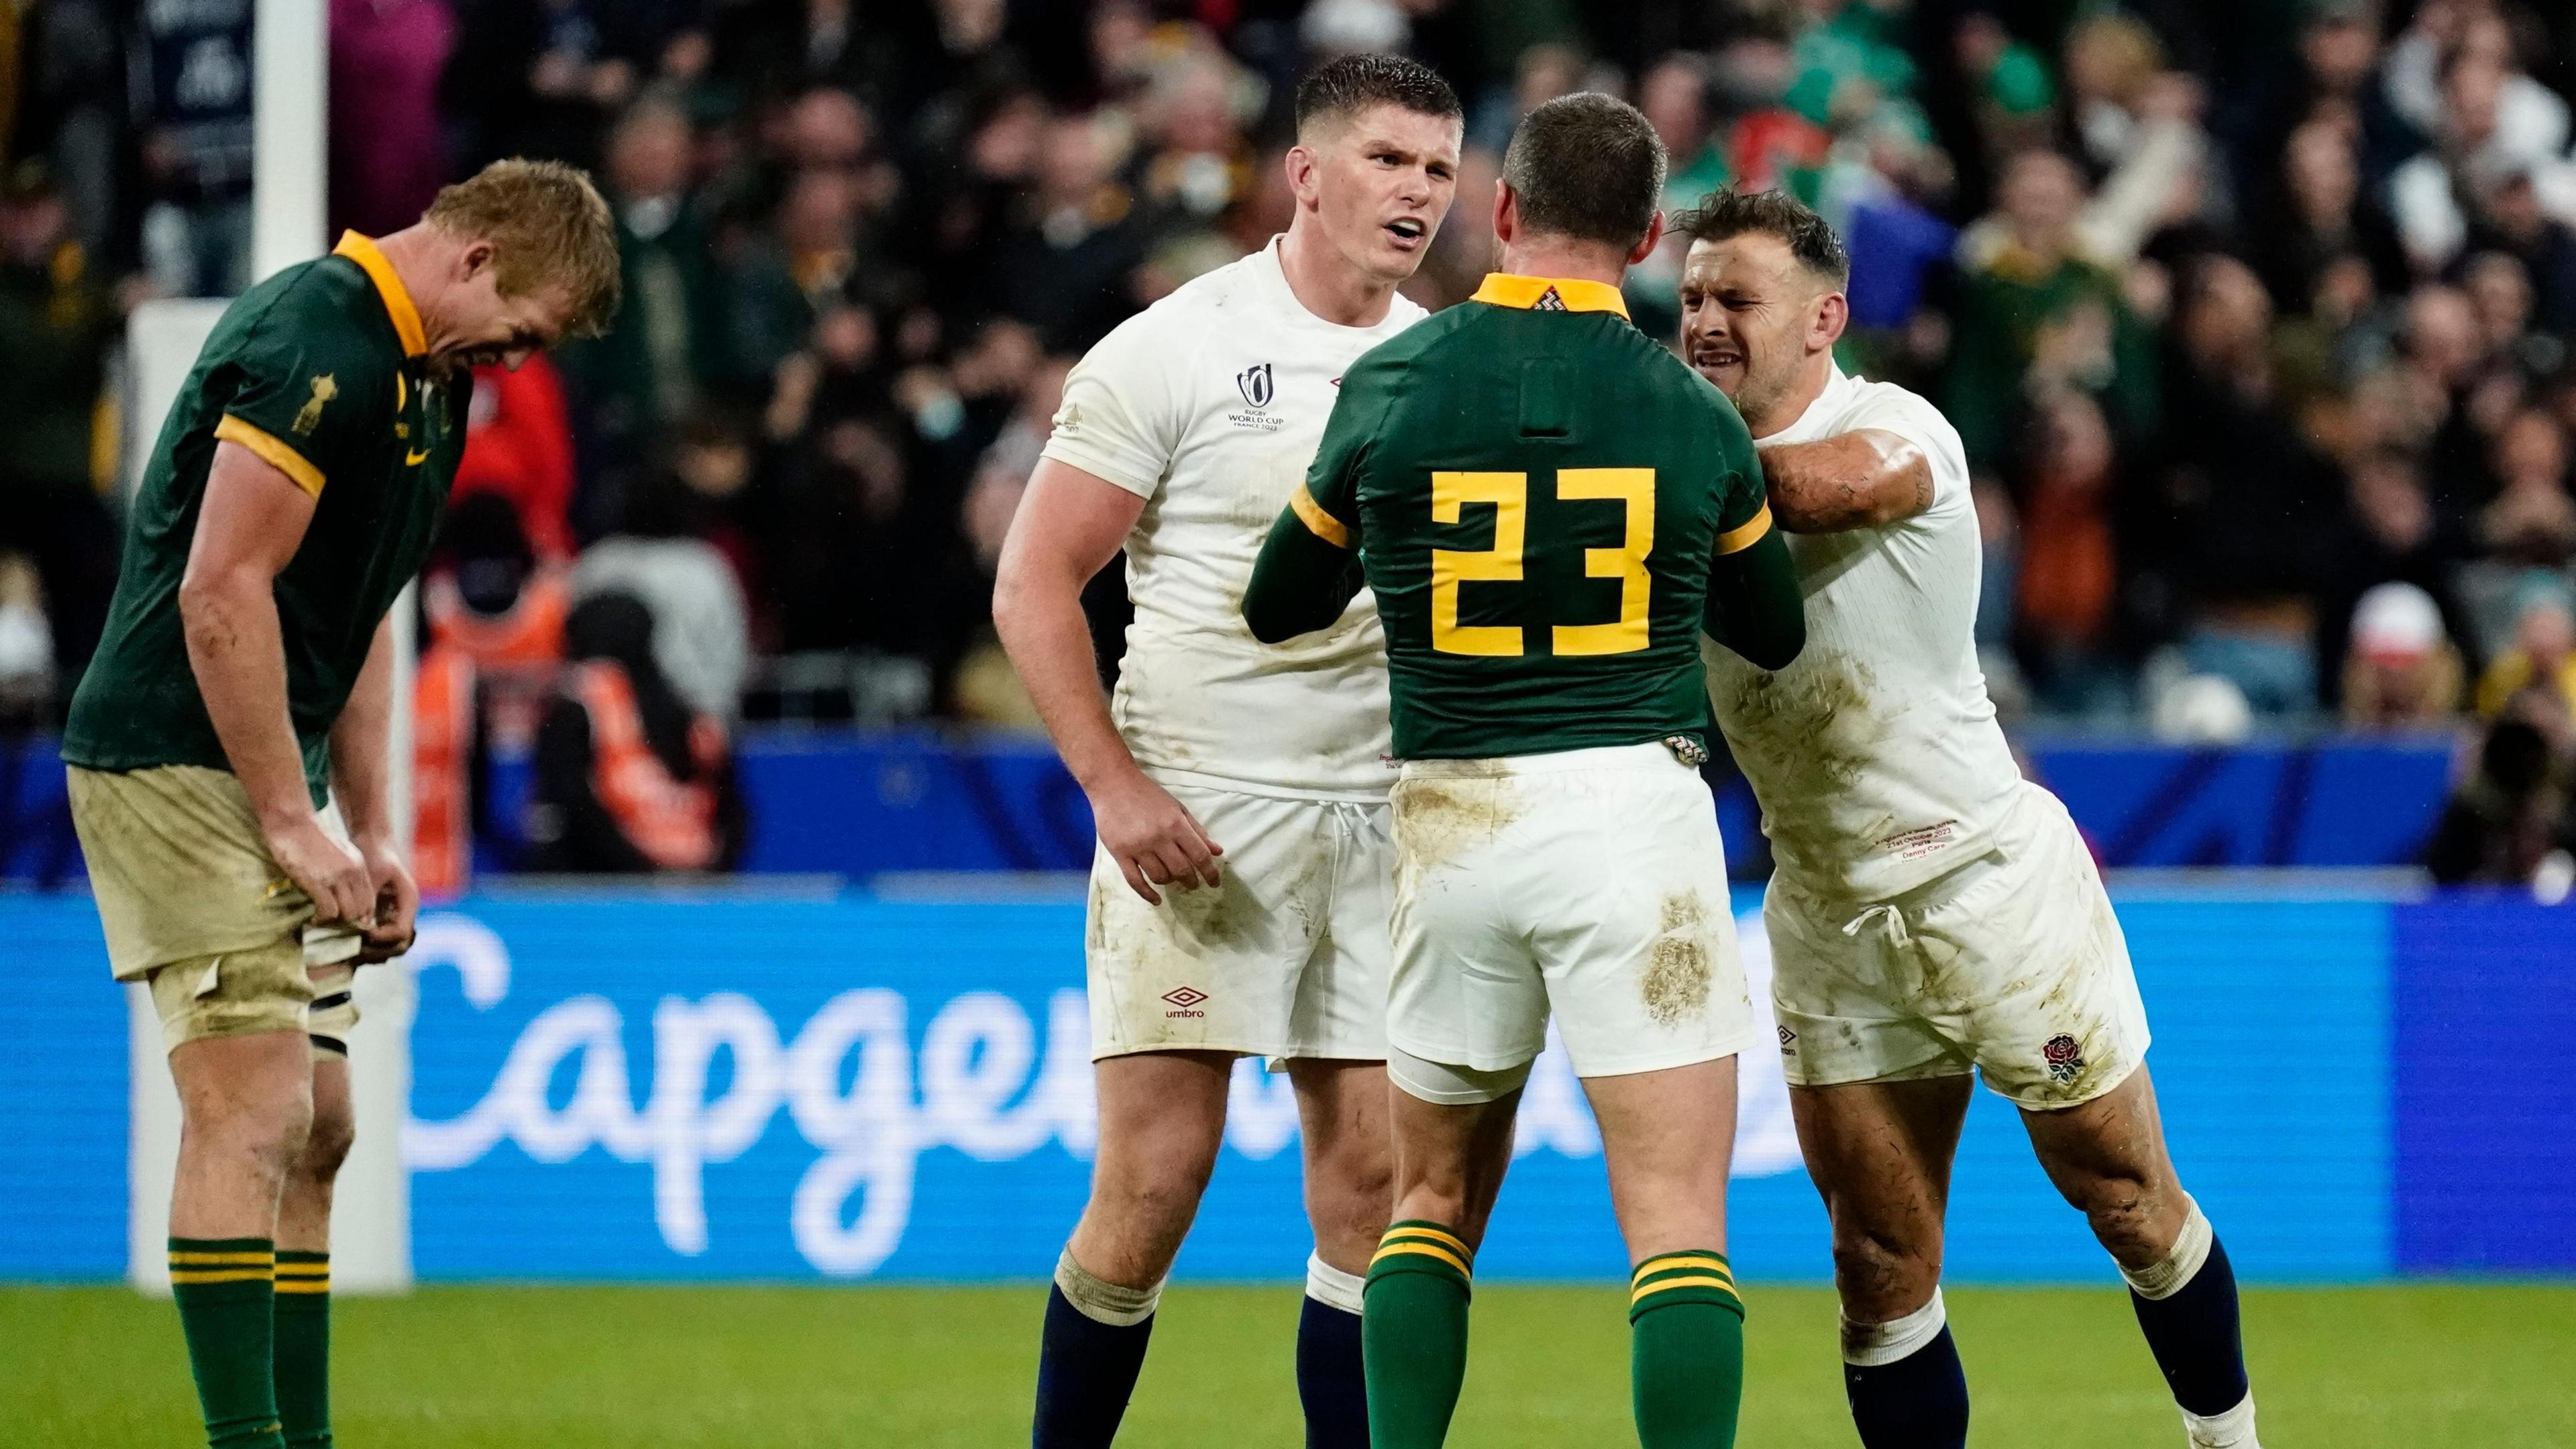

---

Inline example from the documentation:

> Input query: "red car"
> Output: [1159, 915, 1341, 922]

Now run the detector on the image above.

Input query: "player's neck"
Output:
[371, 225, 451, 351]
[1277, 224, 1399, 328]
[1493, 239, 1626, 292]
[1747, 358, 1835, 440]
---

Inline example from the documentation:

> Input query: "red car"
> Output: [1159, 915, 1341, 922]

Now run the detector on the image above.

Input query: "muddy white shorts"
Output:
[1085, 779, 1391, 1061]
[1765, 780, 2151, 1110]
[1385, 743, 1754, 1087]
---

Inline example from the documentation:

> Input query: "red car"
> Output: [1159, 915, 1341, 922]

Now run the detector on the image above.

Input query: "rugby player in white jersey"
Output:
[1675, 189, 2263, 1449]
[991, 56, 1461, 1449]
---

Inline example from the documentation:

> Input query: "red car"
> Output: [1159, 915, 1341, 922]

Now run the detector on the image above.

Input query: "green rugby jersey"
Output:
[64, 232, 468, 803]
[1250, 273, 1785, 760]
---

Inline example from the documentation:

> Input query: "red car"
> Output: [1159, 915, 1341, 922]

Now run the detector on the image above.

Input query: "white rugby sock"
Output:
[2121, 1195, 2214, 1300]
[1839, 1287, 1948, 1366]
[2182, 1389, 2259, 1448]
[1305, 1252, 1366, 1316]
[1055, 1249, 1163, 1328]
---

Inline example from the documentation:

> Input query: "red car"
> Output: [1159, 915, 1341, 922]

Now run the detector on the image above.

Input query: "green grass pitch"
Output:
[4, 1282, 2571, 1446]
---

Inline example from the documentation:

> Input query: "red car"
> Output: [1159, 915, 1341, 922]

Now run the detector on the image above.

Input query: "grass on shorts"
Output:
[1, 1281, 2570, 1446]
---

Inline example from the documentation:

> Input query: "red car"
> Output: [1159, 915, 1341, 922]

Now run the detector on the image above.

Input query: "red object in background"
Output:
[453, 355, 579, 561]
[1727, 110, 1831, 194]
[412, 644, 476, 900]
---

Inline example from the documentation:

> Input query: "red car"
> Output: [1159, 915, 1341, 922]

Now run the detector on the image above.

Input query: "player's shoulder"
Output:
[1829, 372, 1966, 461]
[217, 255, 395, 374]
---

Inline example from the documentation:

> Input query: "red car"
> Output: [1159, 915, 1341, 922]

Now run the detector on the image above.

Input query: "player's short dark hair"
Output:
[1499, 93, 1667, 252]
[1669, 186, 1851, 288]
[1294, 54, 1462, 139]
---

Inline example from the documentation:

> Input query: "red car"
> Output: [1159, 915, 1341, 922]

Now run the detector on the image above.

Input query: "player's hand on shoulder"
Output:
[264, 814, 374, 928]
[1089, 770, 1223, 906]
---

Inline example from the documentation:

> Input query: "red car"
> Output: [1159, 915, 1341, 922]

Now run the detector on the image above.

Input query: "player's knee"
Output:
[2068, 1171, 2167, 1260]
[192, 1089, 313, 1183]
[296, 1102, 358, 1183]
[1094, 1155, 1216, 1236]
[1830, 1224, 1940, 1312]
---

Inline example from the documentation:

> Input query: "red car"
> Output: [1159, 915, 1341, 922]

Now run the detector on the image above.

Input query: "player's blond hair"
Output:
[424, 158, 623, 338]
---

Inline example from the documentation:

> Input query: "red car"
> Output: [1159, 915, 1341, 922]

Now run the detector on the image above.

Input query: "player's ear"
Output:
[1625, 211, 1666, 268]
[459, 239, 500, 284]
[1812, 288, 1849, 352]
[1283, 142, 1320, 207]
[1492, 179, 1517, 246]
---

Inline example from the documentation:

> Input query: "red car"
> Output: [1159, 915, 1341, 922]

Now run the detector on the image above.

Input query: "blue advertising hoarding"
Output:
[0, 889, 2561, 1283]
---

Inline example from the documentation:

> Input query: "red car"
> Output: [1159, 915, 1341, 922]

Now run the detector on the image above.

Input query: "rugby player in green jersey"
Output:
[1244, 94, 1806, 1449]
[61, 160, 619, 1449]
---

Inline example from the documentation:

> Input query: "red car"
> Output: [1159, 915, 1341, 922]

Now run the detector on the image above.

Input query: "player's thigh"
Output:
[2018, 1062, 2183, 1222]
[1083, 786, 1339, 1059]
[1087, 1050, 1234, 1203]
[1583, 1057, 1739, 1260]
[1287, 1058, 1393, 1258]
[1388, 769, 1549, 1074]
[1764, 875, 1971, 1090]
[1789, 1075, 1974, 1304]
[1911, 786, 2152, 1110]
[1527, 752, 1754, 1080]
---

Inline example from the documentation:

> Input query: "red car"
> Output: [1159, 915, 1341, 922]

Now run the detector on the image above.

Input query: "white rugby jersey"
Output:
[1703, 364, 2023, 902]
[1040, 237, 1426, 798]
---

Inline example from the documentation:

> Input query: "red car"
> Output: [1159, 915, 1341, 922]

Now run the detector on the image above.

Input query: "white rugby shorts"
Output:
[1386, 743, 1755, 1083]
[1085, 780, 1391, 1061]
[1765, 780, 2151, 1110]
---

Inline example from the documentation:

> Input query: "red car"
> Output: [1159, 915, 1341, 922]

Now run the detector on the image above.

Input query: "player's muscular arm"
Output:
[994, 459, 1222, 905]
[329, 616, 419, 960]
[1703, 528, 1807, 670]
[1757, 429, 1933, 533]
[180, 441, 372, 924]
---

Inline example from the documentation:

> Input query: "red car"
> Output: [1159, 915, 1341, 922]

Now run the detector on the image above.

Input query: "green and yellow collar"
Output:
[1468, 272, 1630, 319]
[332, 231, 427, 359]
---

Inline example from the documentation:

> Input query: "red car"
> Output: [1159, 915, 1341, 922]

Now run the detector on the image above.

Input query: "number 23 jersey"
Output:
[1300, 275, 1770, 760]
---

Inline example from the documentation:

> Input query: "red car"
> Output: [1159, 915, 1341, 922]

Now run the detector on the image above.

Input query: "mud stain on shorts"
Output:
[1640, 891, 1714, 1027]
[1393, 775, 1521, 874]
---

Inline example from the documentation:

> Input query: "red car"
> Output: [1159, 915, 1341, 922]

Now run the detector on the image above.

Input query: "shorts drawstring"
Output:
[1843, 902, 1913, 949]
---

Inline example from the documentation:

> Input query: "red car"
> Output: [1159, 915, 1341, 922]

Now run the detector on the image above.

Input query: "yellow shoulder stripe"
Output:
[1289, 484, 1352, 548]
[214, 415, 325, 497]
[1715, 502, 1772, 555]
[1371, 1240, 1469, 1276]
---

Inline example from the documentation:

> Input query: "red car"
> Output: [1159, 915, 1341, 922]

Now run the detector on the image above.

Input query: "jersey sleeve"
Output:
[1038, 311, 1189, 500]
[1294, 352, 1399, 549]
[1835, 382, 1974, 513]
[215, 303, 386, 498]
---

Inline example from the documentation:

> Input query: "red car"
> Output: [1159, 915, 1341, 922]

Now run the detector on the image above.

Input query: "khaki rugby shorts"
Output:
[68, 765, 364, 1055]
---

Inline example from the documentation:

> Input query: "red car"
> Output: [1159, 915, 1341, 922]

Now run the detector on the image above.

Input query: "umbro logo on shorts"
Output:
[1162, 985, 1208, 1019]
[1777, 1025, 1797, 1053]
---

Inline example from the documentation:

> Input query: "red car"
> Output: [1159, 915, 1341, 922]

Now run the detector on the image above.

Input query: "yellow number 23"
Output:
[1430, 468, 1654, 657]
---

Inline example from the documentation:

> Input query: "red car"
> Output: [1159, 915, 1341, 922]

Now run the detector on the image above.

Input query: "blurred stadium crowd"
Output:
[5, 0, 2576, 879]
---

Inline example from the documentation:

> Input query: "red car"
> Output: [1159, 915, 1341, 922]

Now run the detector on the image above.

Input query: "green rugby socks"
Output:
[1362, 1221, 1474, 1448]
[272, 1251, 333, 1446]
[1629, 1250, 1748, 1449]
[168, 1238, 285, 1448]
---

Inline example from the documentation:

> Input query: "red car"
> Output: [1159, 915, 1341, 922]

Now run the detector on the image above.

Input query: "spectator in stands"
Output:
[2251, 119, 2410, 317]
[2480, 408, 2576, 566]
[328, 0, 455, 240]
[454, 354, 580, 561]
[528, 590, 744, 874]
[573, 469, 751, 723]
[0, 160, 120, 709]
[2341, 582, 2467, 728]
[2475, 572, 2576, 718]
[2015, 388, 2127, 713]
[2423, 708, 2571, 886]
[1947, 148, 2159, 469]
[559, 99, 729, 474]
[985, 111, 1148, 354]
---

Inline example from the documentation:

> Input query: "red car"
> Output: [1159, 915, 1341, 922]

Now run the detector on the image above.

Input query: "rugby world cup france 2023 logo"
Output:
[1229, 362, 1284, 433]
